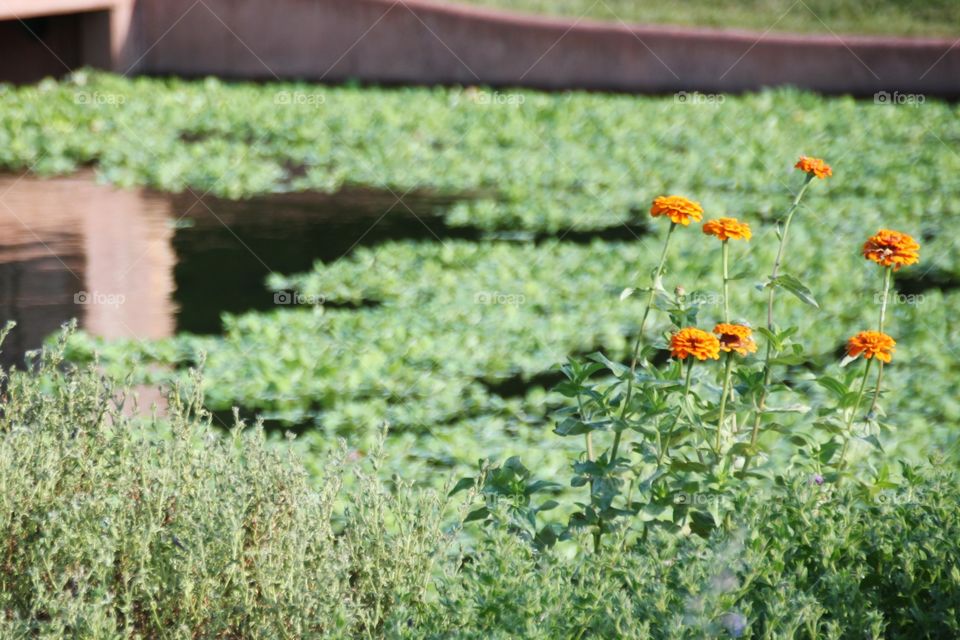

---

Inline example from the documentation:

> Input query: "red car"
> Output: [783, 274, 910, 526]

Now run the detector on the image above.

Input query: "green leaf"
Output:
[859, 434, 884, 452]
[769, 353, 809, 366]
[464, 507, 489, 523]
[448, 477, 475, 496]
[534, 524, 561, 549]
[638, 503, 673, 522]
[755, 327, 781, 351]
[587, 352, 628, 378]
[553, 417, 610, 436]
[813, 420, 845, 435]
[763, 404, 811, 414]
[789, 433, 814, 447]
[819, 441, 841, 464]
[552, 381, 582, 397]
[525, 480, 563, 496]
[770, 274, 819, 309]
[727, 442, 756, 457]
[817, 376, 849, 398]
[536, 499, 559, 512]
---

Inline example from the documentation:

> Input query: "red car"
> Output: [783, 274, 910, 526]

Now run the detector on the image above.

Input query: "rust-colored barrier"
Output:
[2, 0, 957, 94]
[128, 0, 960, 95]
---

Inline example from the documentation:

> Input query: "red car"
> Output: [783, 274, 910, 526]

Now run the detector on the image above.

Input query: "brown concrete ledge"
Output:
[7, 0, 957, 94]
[128, 0, 960, 95]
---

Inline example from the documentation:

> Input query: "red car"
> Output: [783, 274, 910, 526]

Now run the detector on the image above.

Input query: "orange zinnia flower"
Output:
[862, 229, 920, 270]
[794, 156, 832, 179]
[650, 195, 704, 226]
[847, 331, 896, 363]
[670, 327, 721, 361]
[713, 323, 757, 356]
[702, 217, 752, 242]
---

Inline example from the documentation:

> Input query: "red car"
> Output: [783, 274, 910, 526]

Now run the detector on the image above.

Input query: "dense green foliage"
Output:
[2, 341, 959, 638]
[429, 468, 960, 639]
[3, 67, 960, 638]
[0, 328, 450, 638]
[3, 72, 960, 236]
[65, 232, 960, 487]
[6, 72, 954, 487]
[451, 0, 960, 37]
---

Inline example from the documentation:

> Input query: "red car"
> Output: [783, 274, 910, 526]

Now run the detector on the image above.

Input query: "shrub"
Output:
[2, 327, 959, 638]
[0, 327, 449, 638]
[420, 470, 960, 639]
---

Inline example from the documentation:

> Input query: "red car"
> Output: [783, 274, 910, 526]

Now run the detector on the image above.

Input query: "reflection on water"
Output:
[0, 173, 463, 367]
[0, 172, 174, 369]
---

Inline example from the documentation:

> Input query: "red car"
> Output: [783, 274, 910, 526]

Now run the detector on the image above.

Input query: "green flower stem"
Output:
[744, 174, 815, 470]
[616, 221, 677, 453]
[576, 393, 594, 461]
[714, 240, 733, 455]
[716, 352, 734, 453]
[838, 357, 874, 471]
[722, 240, 731, 323]
[878, 266, 893, 330]
[868, 266, 893, 415]
[628, 221, 677, 373]
[766, 175, 815, 329]
[657, 359, 695, 466]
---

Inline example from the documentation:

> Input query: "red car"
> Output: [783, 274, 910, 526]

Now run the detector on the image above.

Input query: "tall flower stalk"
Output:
[630, 221, 677, 370]
[868, 266, 893, 414]
[861, 230, 919, 415]
[615, 195, 703, 458]
[613, 221, 675, 461]
[837, 358, 873, 470]
[659, 328, 720, 465]
[745, 158, 830, 469]
[702, 217, 753, 454]
[713, 323, 756, 453]
[838, 330, 896, 470]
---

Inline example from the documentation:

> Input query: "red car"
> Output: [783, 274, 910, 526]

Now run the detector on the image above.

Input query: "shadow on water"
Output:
[170, 189, 477, 334]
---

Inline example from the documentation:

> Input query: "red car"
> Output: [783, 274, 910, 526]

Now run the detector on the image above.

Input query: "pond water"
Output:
[0, 172, 465, 368]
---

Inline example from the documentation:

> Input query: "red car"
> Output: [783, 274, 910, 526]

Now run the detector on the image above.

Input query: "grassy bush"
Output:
[423, 469, 960, 638]
[0, 328, 449, 639]
[2, 330, 959, 638]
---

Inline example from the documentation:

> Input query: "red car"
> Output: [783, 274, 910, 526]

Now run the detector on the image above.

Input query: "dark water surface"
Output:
[0, 172, 464, 367]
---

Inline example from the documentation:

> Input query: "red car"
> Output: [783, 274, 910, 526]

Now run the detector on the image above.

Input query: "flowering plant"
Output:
[456, 157, 921, 552]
